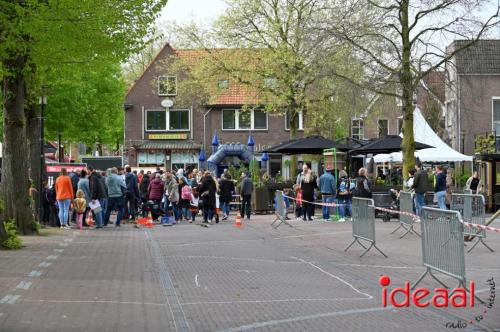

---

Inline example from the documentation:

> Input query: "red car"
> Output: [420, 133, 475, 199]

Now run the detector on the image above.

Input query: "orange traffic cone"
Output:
[234, 213, 243, 228]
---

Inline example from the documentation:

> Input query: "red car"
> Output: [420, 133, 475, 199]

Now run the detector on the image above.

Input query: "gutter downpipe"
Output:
[203, 108, 213, 153]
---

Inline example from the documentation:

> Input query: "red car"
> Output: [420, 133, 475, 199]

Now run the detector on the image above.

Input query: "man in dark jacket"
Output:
[88, 166, 107, 228]
[219, 174, 235, 220]
[124, 166, 140, 221]
[412, 164, 428, 216]
[239, 171, 253, 220]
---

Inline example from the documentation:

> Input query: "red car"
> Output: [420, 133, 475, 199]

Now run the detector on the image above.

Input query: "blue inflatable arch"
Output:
[207, 143, 253, 174]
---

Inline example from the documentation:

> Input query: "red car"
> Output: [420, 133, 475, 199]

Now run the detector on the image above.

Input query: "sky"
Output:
[157, 0, 227, 26]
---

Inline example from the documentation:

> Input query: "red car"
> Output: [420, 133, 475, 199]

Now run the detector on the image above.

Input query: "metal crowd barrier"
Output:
[271, 191, 292, 229]
[451, 193, 494, 253]
[412, 207, 468, 290]
[344, 198, 387, 258]
[391, 191, 420, 238]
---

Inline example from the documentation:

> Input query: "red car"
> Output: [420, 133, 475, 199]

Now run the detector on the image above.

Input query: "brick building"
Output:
[124, 44, 303, 174]
[445, 40, 500, 156]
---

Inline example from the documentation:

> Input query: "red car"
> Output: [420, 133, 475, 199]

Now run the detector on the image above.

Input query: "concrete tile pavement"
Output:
[0, 214, 498, 331]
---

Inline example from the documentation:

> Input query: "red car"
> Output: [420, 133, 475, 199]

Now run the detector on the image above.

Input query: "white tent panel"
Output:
[371, 108, 472, 163]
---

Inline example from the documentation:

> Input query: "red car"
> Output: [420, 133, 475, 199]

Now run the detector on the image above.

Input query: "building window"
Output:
[146, 110, 166, 131]
[169, 109, 189, 130]
[222, 109, 268, 130]
[158, 76, 177, 96]
[218, 79, 229, 89]
[238, 111, 251, 129]
[222, 110, 236, 129]
[145, 109, 190, 132]
[351, 118, 364, 139]
[397, 117, 403, 134]
[493, 99, 500, 135]
[285, 111, 304, 130]
[378, 119, 389, 137]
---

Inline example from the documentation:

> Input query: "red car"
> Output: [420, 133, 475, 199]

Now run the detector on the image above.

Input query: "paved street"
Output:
[0, 215, 499, 332]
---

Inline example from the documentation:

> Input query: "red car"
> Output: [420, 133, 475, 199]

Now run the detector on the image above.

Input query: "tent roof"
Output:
[372, 108, 473, 162]
[261, 136, 350, 154]
[350, 135, 433, 155]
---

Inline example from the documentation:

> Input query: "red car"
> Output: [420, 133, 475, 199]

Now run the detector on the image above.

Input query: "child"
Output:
[73, 190, 87, 230]
[293, 184, 303, 220]
[189, 188, 200, 223]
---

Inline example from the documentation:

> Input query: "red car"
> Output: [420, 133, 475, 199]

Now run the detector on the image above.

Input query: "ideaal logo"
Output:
[379, 275, 475, 308]
[379, 275, 496, 329]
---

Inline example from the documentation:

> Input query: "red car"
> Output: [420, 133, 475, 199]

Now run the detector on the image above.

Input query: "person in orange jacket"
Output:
[55, 168, 74, 229]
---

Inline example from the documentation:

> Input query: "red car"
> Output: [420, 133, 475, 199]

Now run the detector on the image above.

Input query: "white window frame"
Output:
[377, 118, 389, 137]
[145, 109, 167, 132]
[492, 97, 500, 134]
[285, 111, 304, 131]
[145, 108, 190, 132]
[168, 109, 190, 131]
[158, 76, 177, 96]
[218, 79, 229, 89]
[221, 109, 268, 131]
[351, 118, 364, 140]
[397, 116, 403, 134]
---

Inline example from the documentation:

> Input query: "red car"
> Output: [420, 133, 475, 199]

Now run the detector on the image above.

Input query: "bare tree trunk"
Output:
[2, 56, 35, 235]
[27, 105, 43, 222]
[400, 0, 415, 180]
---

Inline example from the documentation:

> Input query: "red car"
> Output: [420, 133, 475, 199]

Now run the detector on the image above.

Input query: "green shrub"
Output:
[2, 219, 22, 250]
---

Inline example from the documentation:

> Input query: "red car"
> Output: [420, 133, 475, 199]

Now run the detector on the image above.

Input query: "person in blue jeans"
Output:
[318, 168, 336, 220]
[337, 170, 352, 221]
[88, 166, 107, 228]
[104, 168, 126, 227]
[434, 165, 447, 210]
[412, 164, 428, 216]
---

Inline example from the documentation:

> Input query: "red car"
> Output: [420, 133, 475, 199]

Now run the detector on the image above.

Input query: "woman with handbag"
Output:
[198, 171, 217, 224]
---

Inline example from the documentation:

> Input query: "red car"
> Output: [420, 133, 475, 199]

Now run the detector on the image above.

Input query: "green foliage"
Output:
[249, 159, 260, 187]
[457, 172, 471, 187]
[2, 219, 22, 250]
[475, 134, 496, 154]
[43, 64, 126, 146]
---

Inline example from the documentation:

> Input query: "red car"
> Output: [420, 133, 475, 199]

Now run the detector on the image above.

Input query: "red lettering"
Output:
[390, 281, 410, 307]
[450, 288, 467, 307]
[412, 288, 430, 307]
[382, 288, 387, 307]
[470, 281, 475, 307]
[432, 288, 449, 307]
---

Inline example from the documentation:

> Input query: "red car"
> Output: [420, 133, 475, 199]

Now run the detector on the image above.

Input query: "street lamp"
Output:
[38, 95, 47, 225]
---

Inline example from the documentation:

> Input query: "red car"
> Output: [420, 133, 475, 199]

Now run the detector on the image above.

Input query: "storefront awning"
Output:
[134, 141, 202, 150]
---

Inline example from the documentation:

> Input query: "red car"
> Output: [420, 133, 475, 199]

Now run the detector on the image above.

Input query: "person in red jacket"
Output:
[55, 168, 74, 229]
[147, 173, 164, 220]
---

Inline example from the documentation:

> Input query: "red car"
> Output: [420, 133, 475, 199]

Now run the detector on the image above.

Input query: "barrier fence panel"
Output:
[391, 191, 420, 238]
[412, 207, 467, 289]
[451, 193, 494, 253]
[271, 191, 292, 229]
[344, 198, 387, 258]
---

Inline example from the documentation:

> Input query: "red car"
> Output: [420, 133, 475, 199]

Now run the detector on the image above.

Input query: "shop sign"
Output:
[148, 133, 188, 140]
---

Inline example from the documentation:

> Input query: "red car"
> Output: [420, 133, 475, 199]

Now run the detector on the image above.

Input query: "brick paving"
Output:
[0, 214, 499, 332]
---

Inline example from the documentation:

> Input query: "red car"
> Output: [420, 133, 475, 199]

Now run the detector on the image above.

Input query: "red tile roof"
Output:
[173, 48, 262, 105]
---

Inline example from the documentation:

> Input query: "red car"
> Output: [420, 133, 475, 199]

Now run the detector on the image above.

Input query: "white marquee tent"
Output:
[372, 108, 472, 163]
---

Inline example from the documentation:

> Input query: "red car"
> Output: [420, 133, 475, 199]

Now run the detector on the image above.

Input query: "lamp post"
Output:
[39, 95, 47, 225]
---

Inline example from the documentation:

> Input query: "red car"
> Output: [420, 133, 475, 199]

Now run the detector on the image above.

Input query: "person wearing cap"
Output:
[318, 166, 336, 221]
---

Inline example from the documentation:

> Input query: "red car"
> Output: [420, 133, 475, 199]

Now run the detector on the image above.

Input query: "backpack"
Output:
[338, 178, 350, 195]
[181, 185, 192, 200]
[46, 187, 57, 205]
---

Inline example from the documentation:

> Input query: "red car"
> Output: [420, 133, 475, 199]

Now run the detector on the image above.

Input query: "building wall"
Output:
[459, 75, 500, 155]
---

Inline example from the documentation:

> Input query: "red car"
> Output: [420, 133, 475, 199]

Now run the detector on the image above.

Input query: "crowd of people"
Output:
[42, 166, 254, 229]
[288, 161, 484, 221]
